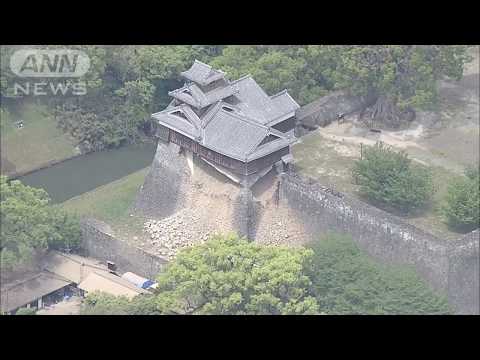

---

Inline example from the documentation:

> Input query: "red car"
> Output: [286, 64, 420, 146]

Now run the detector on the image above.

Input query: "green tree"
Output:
[80, 292, 160, 315]
[443, 167, 479, 232]
[155, 234, 319, 315]
[0, 176, 82, 272]
[352, 142, 434, 213]
[131, 45, 198, 83]
[211, 45, 328, 104]
[329, 45, 472, 126]
[308, 233, 452, 315]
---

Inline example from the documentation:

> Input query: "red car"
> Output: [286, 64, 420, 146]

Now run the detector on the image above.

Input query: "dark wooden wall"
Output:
[155, 124, 289, 176]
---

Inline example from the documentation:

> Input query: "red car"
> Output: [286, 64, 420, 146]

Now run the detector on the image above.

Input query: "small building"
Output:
[42, 250, 110, 284]
[43, 251, 150, 298]
[1, 251, 152, 314]
[152, 60, 300, 186]
[78, 271, 151, 299]
[0, 271, 73, 314]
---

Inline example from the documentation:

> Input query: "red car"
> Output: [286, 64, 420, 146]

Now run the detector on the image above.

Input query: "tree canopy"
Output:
[443, 166, 480, 232]
[308, 233, 452, 315]
[328, 45, 472, 126]
[1, 45, 473, 149]
[81, 291, 160, 315]
[352, 141, 435, 213]
[0, 176, 81, 272]
[154, 234, 319, 315]
[82, 234, 320, 315]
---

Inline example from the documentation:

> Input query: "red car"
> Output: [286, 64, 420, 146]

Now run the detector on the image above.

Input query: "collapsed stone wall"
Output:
[80, 218, 168, 280]
[278, 171, 479, 314]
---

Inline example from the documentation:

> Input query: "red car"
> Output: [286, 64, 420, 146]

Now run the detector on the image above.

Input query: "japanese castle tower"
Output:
[152, 60, 300, 187]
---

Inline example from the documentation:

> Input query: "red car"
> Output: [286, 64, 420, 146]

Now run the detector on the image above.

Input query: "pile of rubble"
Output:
[255, 205, 311, 247]
[143, 208, 220, 260]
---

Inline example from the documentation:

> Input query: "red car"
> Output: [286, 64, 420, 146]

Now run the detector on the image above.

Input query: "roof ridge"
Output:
[193, 59, 212, 69]
[270, 89, 288, 99]
[2, 273, 44, 291]
[91, 271, 147, 292]
[181, 60, 226, 83]
[54, 251, 86, 266]
[179, 104, 202, 132]
[246, 136, 290, 161]
[245, 128, 289, 157]
[220, 107, 269, 130]
[42, 269, 73, 284]
[200, 101, 224, 128]
[284, 91, 300, 109]
[229, 74, 253, 85]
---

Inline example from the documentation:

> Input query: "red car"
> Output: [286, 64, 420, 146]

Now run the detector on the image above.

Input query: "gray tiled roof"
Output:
[1, 271, 72, 313]
[181, 59, 226, 86]
[269, 90, 301, 124]
[228, 76, 300, 126]
[247, 137, 289, 161]
[203, 109, 268, 161]
[169, 82, 238, 109]
[153, 61, 300, 163]
[152, 104, 202, 139]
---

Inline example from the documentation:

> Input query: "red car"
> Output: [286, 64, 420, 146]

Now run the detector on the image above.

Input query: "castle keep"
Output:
[152, 60, 300, 186]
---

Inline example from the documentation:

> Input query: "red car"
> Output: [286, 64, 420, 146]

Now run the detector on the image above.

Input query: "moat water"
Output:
[19, 142, 156, 203]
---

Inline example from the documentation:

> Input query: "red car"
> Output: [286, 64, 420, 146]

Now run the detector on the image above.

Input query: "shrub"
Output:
[81, 292, 160, 315]
[307, 233, 452, 315]
[352, 142, 434, 213]
[15, 307, 37, 315]
[443, 166, 479, 232]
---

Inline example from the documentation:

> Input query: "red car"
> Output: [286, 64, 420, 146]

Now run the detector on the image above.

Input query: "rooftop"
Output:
[153, 61, 300, 162]
[42, 250, 109, 284]
[1, 271, 72, 313]
[180, 59, 226, 86]
[78, 271, 150, 299]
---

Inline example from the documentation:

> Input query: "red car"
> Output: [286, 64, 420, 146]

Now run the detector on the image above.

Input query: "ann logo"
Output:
[10, 49, 90, 78]
[19, 53, 79, 75]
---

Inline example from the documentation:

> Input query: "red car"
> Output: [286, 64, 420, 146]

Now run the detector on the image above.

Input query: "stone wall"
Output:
[232, 188, 261, 240]
[132, 141, 190, 219]
[278, 171, 479, 314]
[295, 90, 374, 134]
[80, 218, 168, 280]
[447, 230, 480, 314]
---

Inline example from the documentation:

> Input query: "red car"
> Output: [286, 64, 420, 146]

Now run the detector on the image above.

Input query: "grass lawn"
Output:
[1, 101, 78, 176]
[292, 131, 465, 240]
[292, 132, 358, 194]
[60, 167, 149, 240]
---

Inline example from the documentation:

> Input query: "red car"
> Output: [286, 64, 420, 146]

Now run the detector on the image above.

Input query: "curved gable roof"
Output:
[181, 59, 226, 86]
